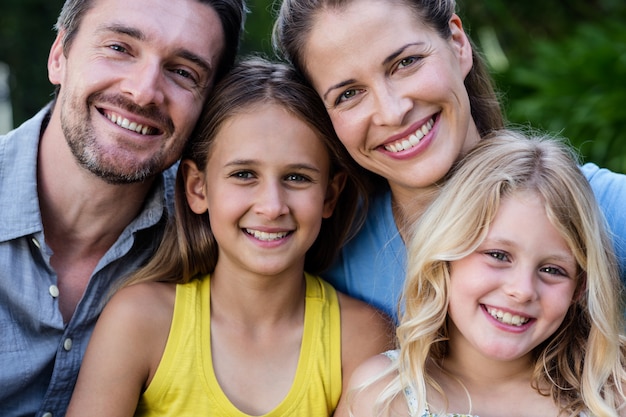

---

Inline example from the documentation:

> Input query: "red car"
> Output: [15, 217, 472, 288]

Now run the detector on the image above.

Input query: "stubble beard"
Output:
[60, 92, 174, 185]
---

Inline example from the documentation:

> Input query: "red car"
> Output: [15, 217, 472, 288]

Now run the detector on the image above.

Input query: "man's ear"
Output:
[48, 31, 66, 86]
[448, 13, 473, 78]
[182, 160, 209, 214]
[322, 172, 347, 219]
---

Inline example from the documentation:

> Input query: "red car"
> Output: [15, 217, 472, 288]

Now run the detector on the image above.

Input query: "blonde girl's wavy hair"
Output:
[363, 130, 626, 416]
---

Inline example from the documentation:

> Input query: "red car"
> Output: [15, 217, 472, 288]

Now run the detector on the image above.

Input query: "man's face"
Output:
[48, 0, 225, 183]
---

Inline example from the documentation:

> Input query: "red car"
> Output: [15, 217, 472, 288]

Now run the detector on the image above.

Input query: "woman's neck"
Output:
[390, 184, 440, 241]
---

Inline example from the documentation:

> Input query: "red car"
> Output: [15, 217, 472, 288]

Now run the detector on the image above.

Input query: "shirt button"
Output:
[63, 338, 73, 351]
[31, 237, 41, 249]
[49, 285, 59, 298]
[42, 413, 53, 417]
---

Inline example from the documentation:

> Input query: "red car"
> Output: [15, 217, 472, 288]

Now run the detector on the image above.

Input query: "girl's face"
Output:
[303, 0, 480, 201]
[447, 191, 578, 363]
[184, 104, 344, 278]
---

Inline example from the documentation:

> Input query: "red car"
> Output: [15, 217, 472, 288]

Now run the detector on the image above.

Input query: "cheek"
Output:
[328, 111, 366, 151]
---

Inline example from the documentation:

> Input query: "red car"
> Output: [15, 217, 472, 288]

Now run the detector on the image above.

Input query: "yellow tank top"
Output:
[135, 273, 342, 416]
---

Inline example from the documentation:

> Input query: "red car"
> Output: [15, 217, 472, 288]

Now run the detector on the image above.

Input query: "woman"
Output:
[272, 0, 626, 320]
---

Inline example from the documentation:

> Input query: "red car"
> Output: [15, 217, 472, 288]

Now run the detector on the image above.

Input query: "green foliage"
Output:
[0, 0, 63, 126]
[2, 0, 626, 174]
[502, 21, 626, 172]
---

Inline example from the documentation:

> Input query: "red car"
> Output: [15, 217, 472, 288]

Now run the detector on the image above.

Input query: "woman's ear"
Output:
[182, 160, 209, 214]
[448, 14, 473, 78]
[322, 172, 347, 219]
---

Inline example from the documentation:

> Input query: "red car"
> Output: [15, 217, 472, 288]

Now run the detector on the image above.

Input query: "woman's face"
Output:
[303, 0, 480, 200]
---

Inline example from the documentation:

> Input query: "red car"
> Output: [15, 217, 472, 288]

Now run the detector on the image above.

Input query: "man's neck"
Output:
[37, 116, 156, 321]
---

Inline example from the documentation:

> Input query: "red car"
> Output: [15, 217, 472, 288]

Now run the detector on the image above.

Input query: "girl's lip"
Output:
[482, 304, 534, 329]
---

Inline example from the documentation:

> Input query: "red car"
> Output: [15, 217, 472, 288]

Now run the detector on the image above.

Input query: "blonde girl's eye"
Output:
[486, 250, 509, 262]
[539, 265, 568, 277]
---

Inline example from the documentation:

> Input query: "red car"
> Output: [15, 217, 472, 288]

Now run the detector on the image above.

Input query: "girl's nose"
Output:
[504, 267, 539, 303]
[254, 181, 289, 219]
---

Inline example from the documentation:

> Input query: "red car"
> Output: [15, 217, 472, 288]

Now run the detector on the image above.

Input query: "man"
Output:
[0, 0, 245, 415]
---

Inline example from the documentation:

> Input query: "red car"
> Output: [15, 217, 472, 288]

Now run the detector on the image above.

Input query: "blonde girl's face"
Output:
[303, 0, 481, 199]
[184, 104, 344, 279]
[446, 191, 579, 363]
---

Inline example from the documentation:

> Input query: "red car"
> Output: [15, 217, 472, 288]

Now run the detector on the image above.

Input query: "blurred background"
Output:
[2, 0, 625, 171]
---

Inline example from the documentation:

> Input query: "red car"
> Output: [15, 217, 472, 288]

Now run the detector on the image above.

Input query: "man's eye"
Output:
[174, 68, 192, 79]
[109, 44, 128, 53]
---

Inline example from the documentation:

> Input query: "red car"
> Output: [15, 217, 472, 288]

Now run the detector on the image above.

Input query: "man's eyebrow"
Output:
[100, 23, 144, 40]
[175, 49, 213, 76]
[99, 24, 213, 75]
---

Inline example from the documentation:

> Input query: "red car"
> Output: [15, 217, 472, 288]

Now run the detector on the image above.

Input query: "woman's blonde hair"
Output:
[368, 130, 626, 416]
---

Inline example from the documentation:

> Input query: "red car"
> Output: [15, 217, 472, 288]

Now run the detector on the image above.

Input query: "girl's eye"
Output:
[285, 173, 310, 183]
[486, 251, 509, 262]
[539, 266, 567, 276]
[232, 171, 254, 179]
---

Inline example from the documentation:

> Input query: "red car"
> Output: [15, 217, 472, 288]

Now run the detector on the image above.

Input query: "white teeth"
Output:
[384, 117, 434, 153]
[106, 112, 154, 135]
[246, 229, 289, 241]
[486, 307, 530, 326]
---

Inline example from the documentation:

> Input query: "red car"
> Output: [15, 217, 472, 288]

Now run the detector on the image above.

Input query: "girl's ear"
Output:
[448, 14, 473, 78]
[322, 172, 347, 219]
[182, 160, 209, 214]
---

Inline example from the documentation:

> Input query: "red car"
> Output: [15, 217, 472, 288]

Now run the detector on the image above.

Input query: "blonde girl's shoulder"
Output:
[334, 352, 401, 417]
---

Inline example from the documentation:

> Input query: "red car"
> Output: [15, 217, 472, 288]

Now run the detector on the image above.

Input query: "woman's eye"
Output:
[336, 88, 360, 104]
[398, 56, 418, 69]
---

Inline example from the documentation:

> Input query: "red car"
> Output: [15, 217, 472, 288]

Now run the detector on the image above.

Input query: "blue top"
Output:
[0, 105, 176, 417]
[325, 164, 626, 321]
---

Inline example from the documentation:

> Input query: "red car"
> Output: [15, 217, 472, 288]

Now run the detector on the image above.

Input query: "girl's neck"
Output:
[209, 264, 307, 326]
[427, 349, 559, 417]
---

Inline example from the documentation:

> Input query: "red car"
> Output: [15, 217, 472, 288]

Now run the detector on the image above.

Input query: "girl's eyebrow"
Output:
[321, 42, 425, 101]
[225, 160, 321, 173]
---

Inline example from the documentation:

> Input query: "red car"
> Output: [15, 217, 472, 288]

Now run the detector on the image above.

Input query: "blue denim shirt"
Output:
[0, 105, 176, 417]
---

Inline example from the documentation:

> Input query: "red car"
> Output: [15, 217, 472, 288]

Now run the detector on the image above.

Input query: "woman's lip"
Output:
[382, 113, 438, 147]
